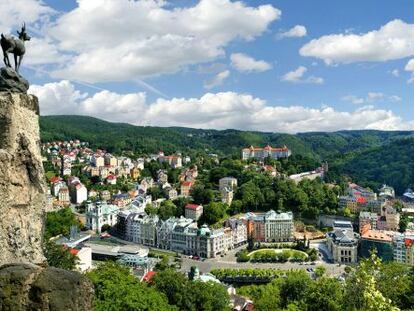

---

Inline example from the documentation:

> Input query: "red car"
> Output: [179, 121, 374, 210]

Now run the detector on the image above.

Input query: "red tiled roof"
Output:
[182, 181, 193, 187]
[142, 271, 156, 282]
[405, 238, 414, 247]
[357, 197, 367, 204]
[186, 204, 201, 210]
[107, 174, 116, 180]
[69, 248, 79, 255]
[49, 176, 61, 184]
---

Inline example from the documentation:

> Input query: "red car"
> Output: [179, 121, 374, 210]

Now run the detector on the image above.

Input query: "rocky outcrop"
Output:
[0, 92, 45, 265]
[0, 263, 94, 310]
[0, 67, 29, 93]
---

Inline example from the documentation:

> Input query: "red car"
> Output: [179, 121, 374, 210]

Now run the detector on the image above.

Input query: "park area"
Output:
[248, 248, 308, 263]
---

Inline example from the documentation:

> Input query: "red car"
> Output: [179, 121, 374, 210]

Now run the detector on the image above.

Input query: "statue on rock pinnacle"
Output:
[0, 23, 31, 93]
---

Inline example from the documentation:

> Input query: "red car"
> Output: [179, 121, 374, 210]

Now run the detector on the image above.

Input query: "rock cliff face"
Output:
[0, 92, 46, 265]
[0, 91, 94, 310]
[0, 263, 94, 311]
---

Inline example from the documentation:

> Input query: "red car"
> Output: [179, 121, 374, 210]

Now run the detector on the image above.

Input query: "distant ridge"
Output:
[40, 115, 414, 194]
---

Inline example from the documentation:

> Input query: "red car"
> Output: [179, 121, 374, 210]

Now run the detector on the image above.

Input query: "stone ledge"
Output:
[0, 263, 94, 311]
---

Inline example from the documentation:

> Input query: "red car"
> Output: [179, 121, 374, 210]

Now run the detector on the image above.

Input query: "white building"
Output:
[264, 210, 294, 242]
[225, 218, 247, 247]
[185, 204, 203, 221]
[158, 152, 183, 168]
[379, 184, 395, 199]
[91, 154, 105, 167]
[221, 187, 234, 205]
[242, 145, 291, 161]
[326, 221, 359, 263]
[219, 177, 238, 192]
[86, 202, 119, 233]
[68, 178, 88, 204]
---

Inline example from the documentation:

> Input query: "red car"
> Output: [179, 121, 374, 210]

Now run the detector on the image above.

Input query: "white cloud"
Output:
[45, 0, 280, 82]
[29, 80, 414, 133]
[300, 19, 414, 64]
[408, 74, 414, 84]
[25, 37, 69, 65]
[81, 90, 147, 123]
[341, 95, 364, 105]
[389, 95, 402, 102]
[279, 25, 307, 38]
[282, 66, 324, 84]
[367, 92, 384, 102]
[0, 0, 54, 33]
[404, 59, 414, 71]
[204, 70, 230, 89]
[230, 53, 272, 73]
[28, 80, 87, 115]
[342, 92, 401, 104]
[391, 69, 399, 77]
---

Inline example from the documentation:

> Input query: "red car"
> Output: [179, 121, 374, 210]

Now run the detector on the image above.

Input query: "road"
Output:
[180, 241, 346, 277]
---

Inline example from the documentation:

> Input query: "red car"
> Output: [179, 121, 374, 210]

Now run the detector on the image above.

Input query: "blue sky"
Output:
[4, 0, 414, 132]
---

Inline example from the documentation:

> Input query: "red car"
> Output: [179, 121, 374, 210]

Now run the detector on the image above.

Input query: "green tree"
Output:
[87, 262, 175, 311]
[152, 269, 194, 310]
[314, 266, 326, 278]
[43, 240, 78, 270]
[304, 277, 343, 311]
[191, 281, 230, 311]
[344, 252, 399, 311]
[158, 200, 178, 220]
[201, 202, 226, 225]
[279, 270, 311, 307]
[377, 262, 412, 309]
[44, 207, 82, 239]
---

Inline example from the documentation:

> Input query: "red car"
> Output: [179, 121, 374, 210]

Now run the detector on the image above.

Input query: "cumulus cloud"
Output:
[341, 95, 364, 105]
[230, 53, 272, 73]
[28, 80, 88, 115]
[279, 25, 307, 38]
[342, 92, 402, 104]
[43, 0, 280, 82]
[0, 0, 54, 33]
[300, 19, 414, 64]
[204, 70, 230, 89]
[282, 66, 323, 84]
[405, 59, 414, 71]
[29, 81, 414, 133]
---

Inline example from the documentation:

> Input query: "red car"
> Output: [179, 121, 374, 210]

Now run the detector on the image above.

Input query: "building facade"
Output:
[185, 204, 203, 221]
[246, 210, 294, 242]
[86, 202, 119, 233]
[326, 221, 359, 263]
[242, 145, 291, 161]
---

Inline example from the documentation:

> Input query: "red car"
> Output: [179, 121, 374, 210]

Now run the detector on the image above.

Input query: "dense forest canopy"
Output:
[40, 115, 414, 194]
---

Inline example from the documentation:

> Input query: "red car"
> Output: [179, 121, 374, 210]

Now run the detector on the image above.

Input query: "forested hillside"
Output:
[40, 115, 414, 193]
[340, 138, 414, 194]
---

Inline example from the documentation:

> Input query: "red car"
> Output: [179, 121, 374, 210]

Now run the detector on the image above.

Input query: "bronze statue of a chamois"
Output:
[1, 23, 31, 73]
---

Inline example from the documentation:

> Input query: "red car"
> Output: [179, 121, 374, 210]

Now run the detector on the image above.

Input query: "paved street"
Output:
[180, 242, 346, 277]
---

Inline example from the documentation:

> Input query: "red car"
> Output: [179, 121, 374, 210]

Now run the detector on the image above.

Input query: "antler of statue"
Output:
[1, 23, 31, 73]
